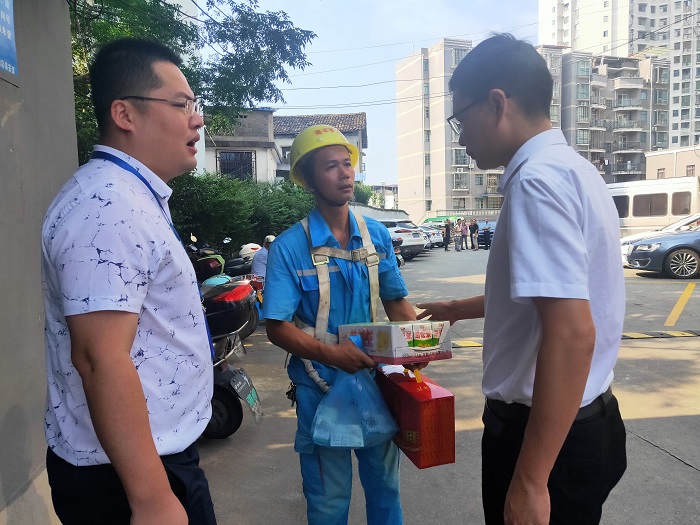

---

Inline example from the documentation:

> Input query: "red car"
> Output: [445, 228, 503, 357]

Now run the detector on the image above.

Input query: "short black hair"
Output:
[89, 38, 182, 136]
[449, 34, 553, 120]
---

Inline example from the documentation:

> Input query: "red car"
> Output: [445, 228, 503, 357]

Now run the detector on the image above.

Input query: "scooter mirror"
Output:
[190, 234, 198, 243]
[223, 237, 231, 244]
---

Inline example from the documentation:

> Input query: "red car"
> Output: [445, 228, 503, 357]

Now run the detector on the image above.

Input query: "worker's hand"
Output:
[328, 339, 376, 374]
[416, 301, 461, 326]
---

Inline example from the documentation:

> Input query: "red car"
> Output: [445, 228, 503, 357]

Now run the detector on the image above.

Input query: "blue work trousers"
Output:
[288, 356, 403, 525]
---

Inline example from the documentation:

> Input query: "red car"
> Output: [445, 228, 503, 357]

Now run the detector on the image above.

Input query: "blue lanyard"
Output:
[91, 150, 215, 359]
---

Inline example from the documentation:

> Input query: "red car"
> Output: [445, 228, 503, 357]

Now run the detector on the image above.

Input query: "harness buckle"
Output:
[312, 253, 329, 266]
[365, 253, 380, 267]
[351, 247, 369, 262]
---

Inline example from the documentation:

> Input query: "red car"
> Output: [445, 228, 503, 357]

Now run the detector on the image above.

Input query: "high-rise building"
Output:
[539, 0, 700, 153]
[396, 39, 503, 223]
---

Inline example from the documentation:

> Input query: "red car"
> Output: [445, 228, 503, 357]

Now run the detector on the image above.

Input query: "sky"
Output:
[207, 0, 540, 185]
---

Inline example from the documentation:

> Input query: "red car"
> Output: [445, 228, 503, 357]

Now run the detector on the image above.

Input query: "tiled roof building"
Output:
[274, 113, 368, 148]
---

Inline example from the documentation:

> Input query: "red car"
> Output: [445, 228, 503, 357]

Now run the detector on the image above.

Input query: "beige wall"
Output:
[646, 147, 700, 179]
[0, 1, 76, 521]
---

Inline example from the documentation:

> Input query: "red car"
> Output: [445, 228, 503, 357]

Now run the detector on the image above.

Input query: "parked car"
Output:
[378, 220, 425, 261]
[418, 225, 444, 248]
[422, 232, 432, 250]
[620, 213, 700, 266]
[627, 226, 700, 279]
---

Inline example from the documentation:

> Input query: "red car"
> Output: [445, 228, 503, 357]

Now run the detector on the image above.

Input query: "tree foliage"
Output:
[168, 174, 314, 254]
[352, 182, 374, 206]
[68, 0, 315, 163]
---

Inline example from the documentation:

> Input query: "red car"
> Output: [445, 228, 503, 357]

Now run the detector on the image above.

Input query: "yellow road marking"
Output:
[622, 332, 655, 339]
[664, 283, 696, 327]
[452, 339, 483, 347]
[661, 331, 696, 337]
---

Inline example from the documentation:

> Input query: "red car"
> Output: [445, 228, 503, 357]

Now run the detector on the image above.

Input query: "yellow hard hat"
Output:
[289, 125, 359, 187]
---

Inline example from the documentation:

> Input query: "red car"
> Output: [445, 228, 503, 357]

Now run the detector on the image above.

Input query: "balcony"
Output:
[589, 142, 607, 152]
[653, 140, 669, 148]
[614, 99, 645, 110]
[612, 163, 644, 174]
[589, 119, 609, 130]
[612, 121, 642, 131]
[591, 74, 607, 88]
[590, 96, 609, 108]
[612, 141, 642, 152]
[613, 76, 644, 90]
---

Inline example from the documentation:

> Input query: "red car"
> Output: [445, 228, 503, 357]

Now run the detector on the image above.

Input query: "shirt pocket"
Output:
[299, 273, 320, 292]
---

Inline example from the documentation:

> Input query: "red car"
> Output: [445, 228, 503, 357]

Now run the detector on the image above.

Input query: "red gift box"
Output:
[376, 366, 455, 469]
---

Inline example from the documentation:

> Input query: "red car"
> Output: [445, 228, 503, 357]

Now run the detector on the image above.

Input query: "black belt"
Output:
[486, 386, 614, 424]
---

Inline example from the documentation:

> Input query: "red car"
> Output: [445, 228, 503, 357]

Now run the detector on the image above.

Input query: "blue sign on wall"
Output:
[0, 0, 17, 76]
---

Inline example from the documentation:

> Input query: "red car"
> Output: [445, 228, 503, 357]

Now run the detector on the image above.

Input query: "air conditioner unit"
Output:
[456, 167, 464, 172]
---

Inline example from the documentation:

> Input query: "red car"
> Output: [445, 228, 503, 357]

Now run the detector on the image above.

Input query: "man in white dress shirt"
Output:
[417, 34, 626, 525]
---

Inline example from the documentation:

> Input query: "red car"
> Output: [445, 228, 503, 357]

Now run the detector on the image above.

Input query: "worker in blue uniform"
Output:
[264, 125, 417, 525]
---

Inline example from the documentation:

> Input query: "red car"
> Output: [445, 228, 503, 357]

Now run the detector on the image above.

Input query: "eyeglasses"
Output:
[120, 96, 202, 116]
[447, 96, 487, 136]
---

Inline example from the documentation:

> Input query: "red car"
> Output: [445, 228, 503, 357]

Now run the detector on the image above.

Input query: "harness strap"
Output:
[294, 213, 381, 392]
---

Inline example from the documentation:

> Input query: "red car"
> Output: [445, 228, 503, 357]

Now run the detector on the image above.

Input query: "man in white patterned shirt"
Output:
[42, 39, 215, 525]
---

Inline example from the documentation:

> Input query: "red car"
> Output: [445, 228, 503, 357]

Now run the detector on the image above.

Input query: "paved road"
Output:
[198, 248, 700, 524]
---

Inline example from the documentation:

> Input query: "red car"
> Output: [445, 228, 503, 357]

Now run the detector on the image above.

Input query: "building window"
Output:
[453, 149, 468, 165]
[660, 3, 668, 12]
[424, 130, 431, 143]
[603, 30, 608, 37]
[218, 151, 255, 180]
[687, 165, 695, 177]
[424, 106, 430, 119]
[453, 172, 469, 189]
[423, 59, 429, 74]
[639, 3, 647, 12]
[425, 200, 431, 211]
[657, 168, 666, 178]
[577, 83, 590, 99]
[604, 0, 609, 6]
[453, 47, 469, 67]
[425, 176, 431, 188]
[423, 83, 429, 96]
[603, 15, 609, 22]
[576, 129, 590, 145]
[281, 146, 291, 160]
[475, 174, 484, 185]
[452, 198, 466, 209]
[550, 105, 560, 122]
[577, 105, 589, 122]
[577, 61, 591, 76]
[424, 154, 430, 166]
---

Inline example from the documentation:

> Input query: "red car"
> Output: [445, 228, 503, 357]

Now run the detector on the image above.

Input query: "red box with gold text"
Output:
[376, 366, 455, 469]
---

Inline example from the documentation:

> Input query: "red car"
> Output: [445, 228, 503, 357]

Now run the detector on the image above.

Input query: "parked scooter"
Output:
[203, 329, 263, 439]
[392, 238, 405, 267]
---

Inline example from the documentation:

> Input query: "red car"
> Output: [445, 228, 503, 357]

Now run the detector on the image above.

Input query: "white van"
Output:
[607, 176, 700, 238]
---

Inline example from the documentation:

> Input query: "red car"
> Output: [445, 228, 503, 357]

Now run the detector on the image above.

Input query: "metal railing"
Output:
[612, 142, 642, 152]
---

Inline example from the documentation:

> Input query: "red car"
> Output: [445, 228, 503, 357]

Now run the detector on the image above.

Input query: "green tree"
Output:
[168, 175, 314, 252]
[68, 0, 315, 163]
[352, 182, 374, 205]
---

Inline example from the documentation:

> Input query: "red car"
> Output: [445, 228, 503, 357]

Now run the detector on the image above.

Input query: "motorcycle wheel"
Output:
[202, 386, 243, 439]
[239, 304, 259, 340]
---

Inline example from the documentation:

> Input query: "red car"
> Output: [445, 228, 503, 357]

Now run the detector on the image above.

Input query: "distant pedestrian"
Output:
[469, 219, 479, 250]
[251, 234, 275, 278]
[454, 218, 464, 251]
[460, 219, 469, 252]
[443, 219, 451, 251]
[482, 218, 492, 250]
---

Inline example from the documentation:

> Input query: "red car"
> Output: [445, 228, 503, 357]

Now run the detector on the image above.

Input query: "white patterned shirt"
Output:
[42, 145, 212, 466]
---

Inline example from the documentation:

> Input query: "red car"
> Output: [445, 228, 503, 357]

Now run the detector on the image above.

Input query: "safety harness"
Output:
[293, 212, 383, 393]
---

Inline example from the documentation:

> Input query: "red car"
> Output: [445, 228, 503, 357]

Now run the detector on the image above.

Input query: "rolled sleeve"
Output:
[262, 240, 302, 322]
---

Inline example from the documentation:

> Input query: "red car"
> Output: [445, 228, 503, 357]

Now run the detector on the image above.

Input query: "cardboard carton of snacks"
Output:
[376, 365, 455, 469]
[337, 321, 452, 365]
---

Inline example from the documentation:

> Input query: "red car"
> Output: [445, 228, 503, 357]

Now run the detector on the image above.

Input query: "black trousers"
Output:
[481, 396, 627, 525]
[47, 444, 217, 525]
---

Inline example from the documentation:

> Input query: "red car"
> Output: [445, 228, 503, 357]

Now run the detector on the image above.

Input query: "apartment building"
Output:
[539, 0, 700, 153]
[540, 45, 671, 182]
[396, 38, 503, 223]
